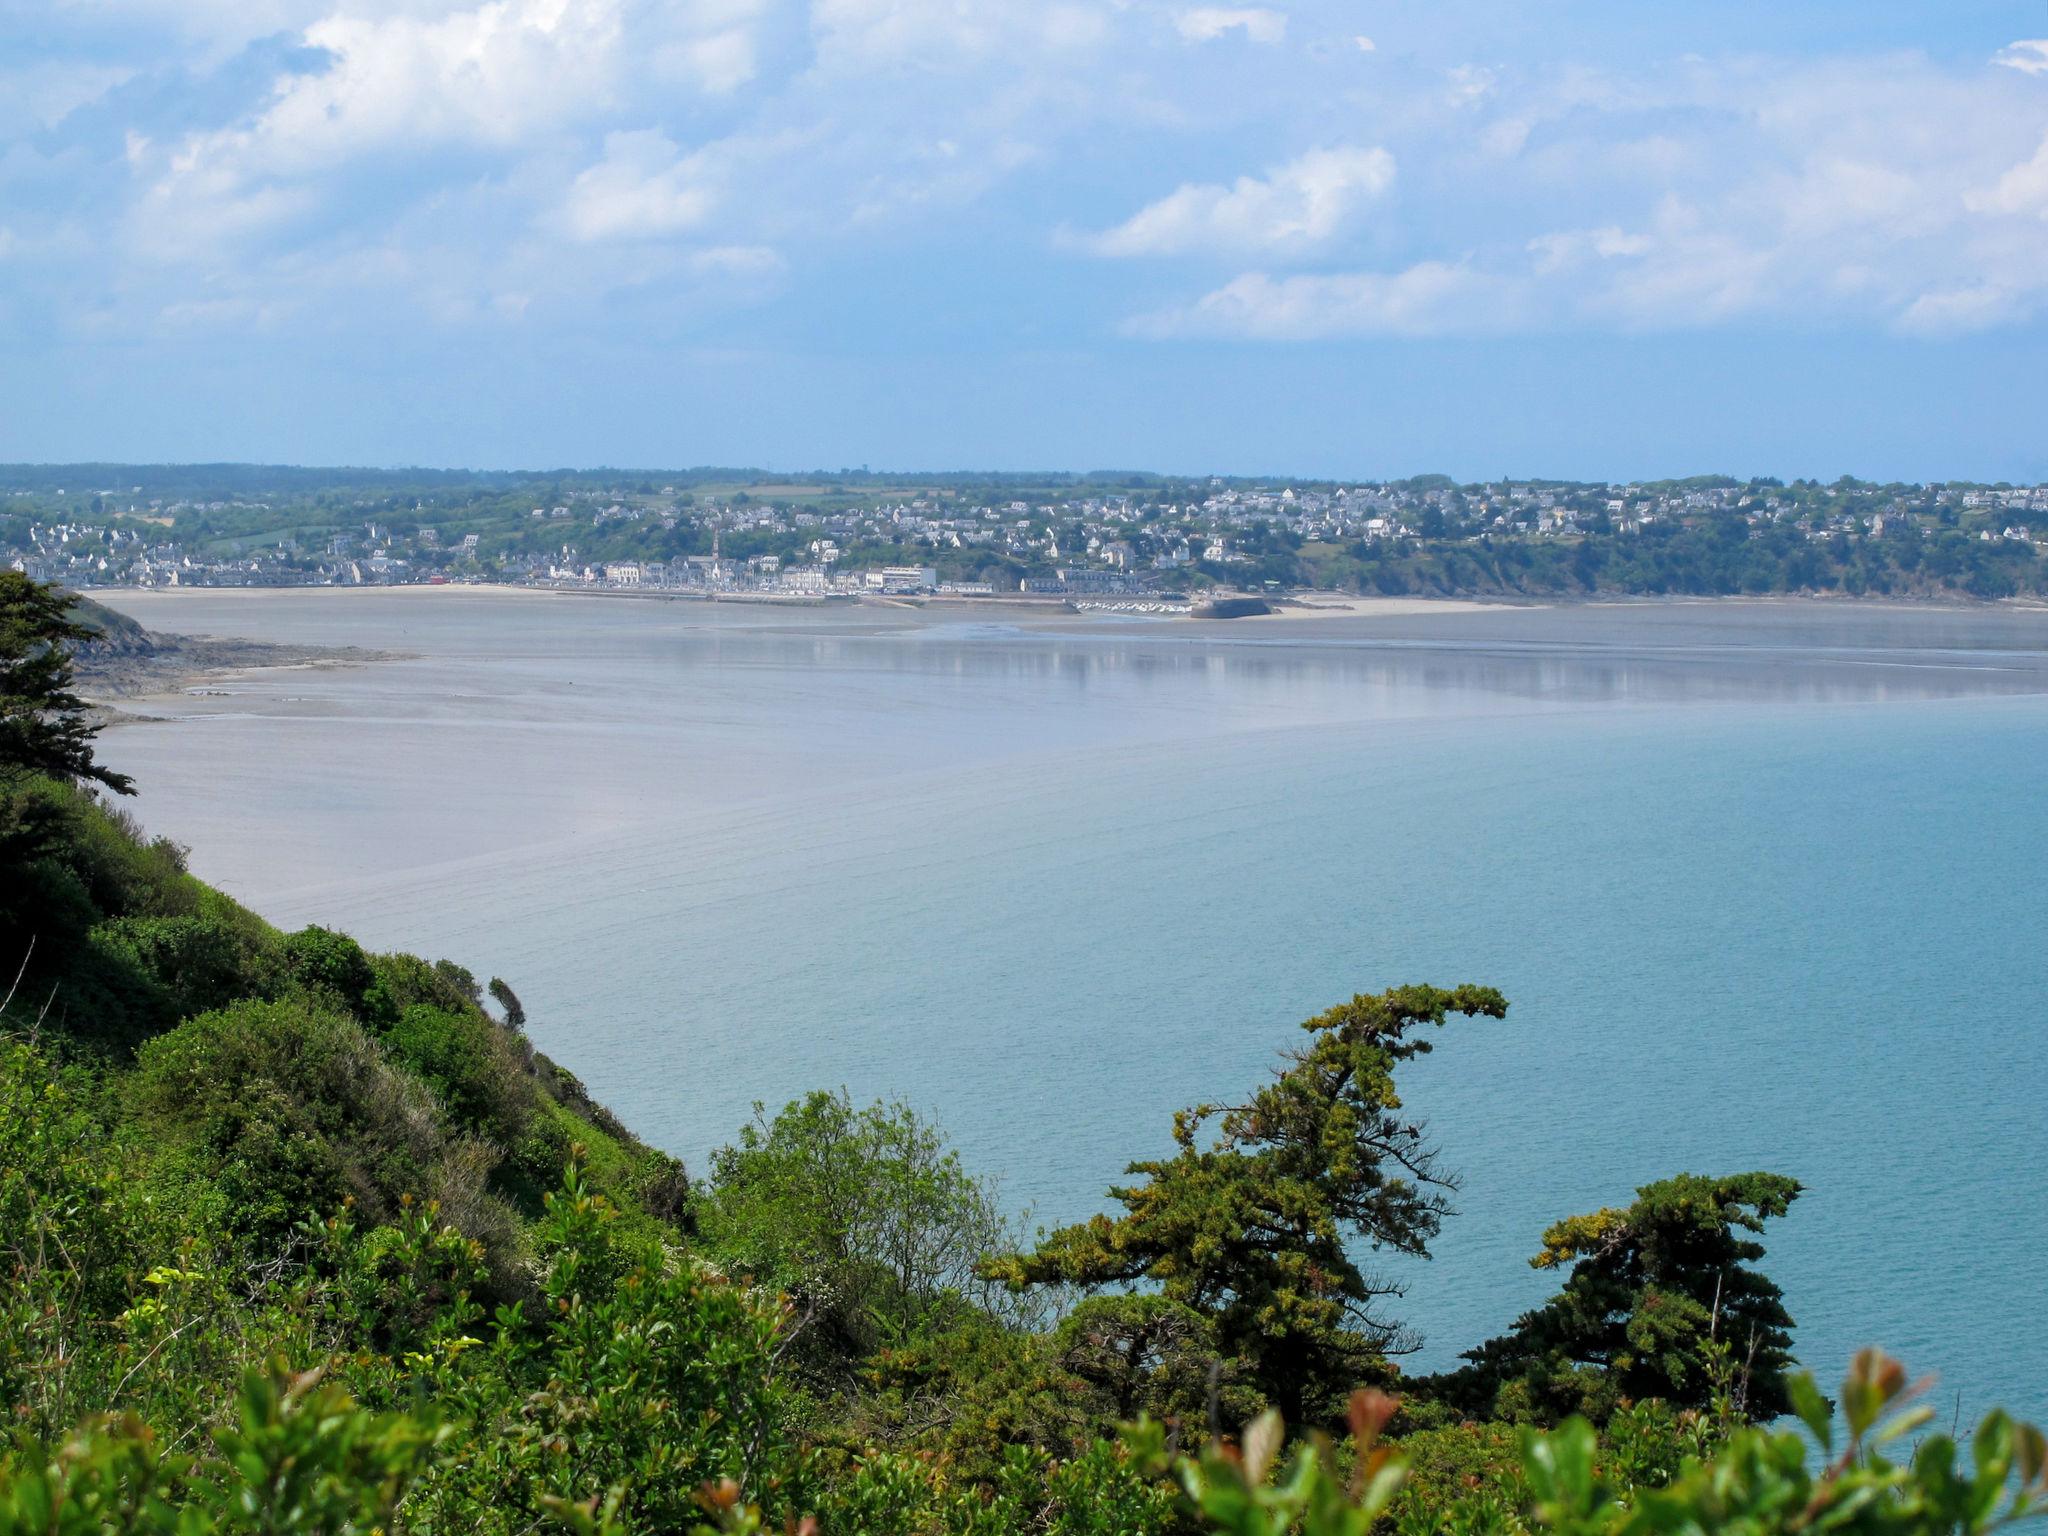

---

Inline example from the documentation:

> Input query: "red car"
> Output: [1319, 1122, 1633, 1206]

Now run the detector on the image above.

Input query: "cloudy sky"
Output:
[4, 0, 2048, 477]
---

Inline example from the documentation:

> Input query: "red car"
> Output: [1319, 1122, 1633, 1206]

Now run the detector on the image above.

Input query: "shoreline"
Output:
[75, 631, 399, 720]
[85, 581, 2048, 625]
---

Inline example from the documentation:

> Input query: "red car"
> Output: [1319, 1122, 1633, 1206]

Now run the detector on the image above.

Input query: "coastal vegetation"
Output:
[3, 570, 2045, 1534]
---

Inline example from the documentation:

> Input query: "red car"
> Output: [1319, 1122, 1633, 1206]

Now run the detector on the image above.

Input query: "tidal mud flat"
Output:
[69, 594, 396, 714]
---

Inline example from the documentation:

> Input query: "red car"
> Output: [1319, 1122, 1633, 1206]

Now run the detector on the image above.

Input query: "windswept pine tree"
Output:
[983, 984, 1511, 1426]
[1425, 1170, 1803, 1424]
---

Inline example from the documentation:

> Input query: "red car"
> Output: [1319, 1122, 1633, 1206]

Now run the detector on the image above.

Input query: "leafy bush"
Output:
[90, 914, 255, 1026]
[128, 999, 493, 1249]
[704, 1090, 1025, 1383]
[372, 951, 484, 1018]
[277, 927, 391, 1025]
[0, 1366, 446, 1536]
[380, 1003, 531, 1146]
[0, 784, 219, 1051]
[401, 1156, 803, 1536]
[1168, 1355, 2048, 1536]
[0, 1039, 167, 1439]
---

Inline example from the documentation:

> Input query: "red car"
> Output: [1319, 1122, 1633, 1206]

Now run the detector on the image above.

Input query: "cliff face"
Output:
[68, 593, 161, 658]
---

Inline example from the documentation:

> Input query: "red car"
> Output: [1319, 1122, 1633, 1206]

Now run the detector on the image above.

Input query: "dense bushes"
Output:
[380, 1004, 531, 1145]
[130, 999, 492, 1248]
[89, 914, 253, 1024]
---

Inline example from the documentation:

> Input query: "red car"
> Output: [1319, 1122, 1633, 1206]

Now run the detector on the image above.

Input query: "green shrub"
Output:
[90, 915, 252, 1025]
[277, 927, 392, 1025]
[703, 1090, 1024, 1383]
[371, 952, 483, 1018]
[381, 1003, 531, 1146]
[0, 1038, 166, 1438]
[129, 1000, 462, 1245]
[0, 1365, 447, 1536]
[404, 1157, 803, 1536]
[0, 786, 216, 1051]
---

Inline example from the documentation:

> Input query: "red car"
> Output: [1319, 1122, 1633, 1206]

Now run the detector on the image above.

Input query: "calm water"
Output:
[95, 589, 2048, 1418]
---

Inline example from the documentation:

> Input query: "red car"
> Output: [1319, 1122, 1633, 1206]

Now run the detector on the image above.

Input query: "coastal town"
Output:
[7, 470, 2048, 602]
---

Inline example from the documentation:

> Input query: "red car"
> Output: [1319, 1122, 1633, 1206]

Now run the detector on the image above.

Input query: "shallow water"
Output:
[94, 589, 2048, 1417]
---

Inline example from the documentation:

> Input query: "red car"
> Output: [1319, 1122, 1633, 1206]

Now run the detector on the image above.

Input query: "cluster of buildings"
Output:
[563, 556, 954, 599]
[8, 475, 2048, 596]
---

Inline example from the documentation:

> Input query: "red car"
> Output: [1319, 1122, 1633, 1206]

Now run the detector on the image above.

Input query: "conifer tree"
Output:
[1431, 1170, 1802, 1424]
[984, 983, 1510, 1426]
[0, 572, 133, 795]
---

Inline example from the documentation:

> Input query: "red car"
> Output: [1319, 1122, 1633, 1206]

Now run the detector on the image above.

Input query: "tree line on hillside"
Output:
[1287, 521, 2048, 600]
[2, 569, 2044, 1535]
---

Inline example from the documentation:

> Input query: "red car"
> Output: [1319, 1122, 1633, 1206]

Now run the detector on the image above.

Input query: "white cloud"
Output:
[21, 0, 2048, 350]
[256, 0, 632, 162]
[1113, 49, 2048, 343]
[1129, 262, 1505, 338]
[673, 26, 757, 93]
[1898, 284, 2033, 335]
[1174, 7, 1286, 46]
[1527, 225, 1652, 272]
[1353, 35, 1375, 53]
[1084, 144, 1394, 257]
[129, 0, 641, 252]
[1968, 132, 2048, 217]
[563, 130, 715, 240]
[1445, 63, 1497, 105]
[1993, 40, 2048, 76]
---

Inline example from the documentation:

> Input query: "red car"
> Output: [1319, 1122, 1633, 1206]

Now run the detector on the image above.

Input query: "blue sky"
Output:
[3, 0, 2047, 479]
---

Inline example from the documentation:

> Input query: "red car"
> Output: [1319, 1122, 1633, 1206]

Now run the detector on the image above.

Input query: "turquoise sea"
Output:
[94, 590, 2048, 1419]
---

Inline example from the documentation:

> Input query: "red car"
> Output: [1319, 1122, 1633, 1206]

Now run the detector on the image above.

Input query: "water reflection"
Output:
[644, 618, 2048, 715]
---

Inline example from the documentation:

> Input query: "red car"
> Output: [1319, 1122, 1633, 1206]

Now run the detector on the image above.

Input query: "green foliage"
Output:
[0, 1366, 446, 1536]
[0, 572, 133, 801]
[797, 1430, 1181, 1536]
[90, 914, 257, 1025]
[277, 928, 389, 1025]
[403, 1154, 802, 1535]
[380, 1003, 530, 1145]
[1048, 1293, 1254, 1431]
[129, 999, 506, 1252]
[1, 784, 215, 1052]
[987, 984, 1510, 1427]
[1434, 1172, 1802, 1425]
[704, 1090, 1025, 1382]
[1177, 1393, 1409, 1536]
[0, 1039, 164, 1439]
[369, 951, 482, 1018]
[39, 795, 196, 924]
[1386, 1418, 1526, 1532]
[1159, 1353, 2048, 1536]
[6, 771, 2031, 1536]
[488, 976, 527, 1030]
[1515, 1349, 2048, 1536]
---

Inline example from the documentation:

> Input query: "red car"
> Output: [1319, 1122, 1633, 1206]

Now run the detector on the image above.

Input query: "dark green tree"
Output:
[0, 572, 133, 796]
[1429, 1170, 1802, 1425]
[984, 983, 1510, 1427]
[487, 976, 527, 1031]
